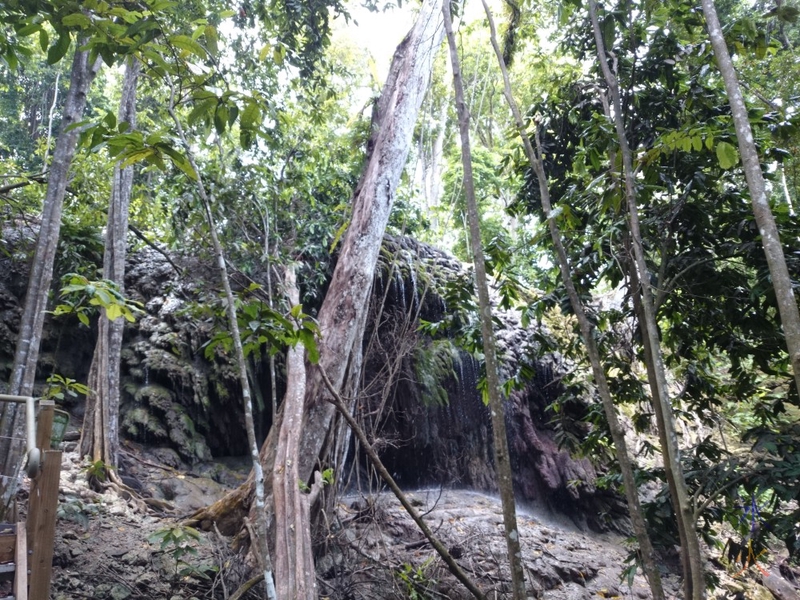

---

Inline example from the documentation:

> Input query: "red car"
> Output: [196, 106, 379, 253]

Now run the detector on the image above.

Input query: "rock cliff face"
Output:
[361, 236, 626, 532]
[0, 228, 624, 531]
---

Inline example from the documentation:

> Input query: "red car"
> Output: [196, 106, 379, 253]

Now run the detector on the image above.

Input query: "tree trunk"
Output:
[442, 4, 527, 599]
[478, 2, 665, 598]
[273, 266, 319, 599]
[0, 45, 101, 519]
[587, 3, 705, 598]
[700, 0, 800, 395]
[189, 0, 444, 559]
[80, 57, 140, 474]
[166, 80, 277, 600]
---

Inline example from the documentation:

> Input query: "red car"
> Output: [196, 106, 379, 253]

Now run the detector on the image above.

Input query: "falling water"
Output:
[408, 261, 418, 313]
[394, 268, 406, 314]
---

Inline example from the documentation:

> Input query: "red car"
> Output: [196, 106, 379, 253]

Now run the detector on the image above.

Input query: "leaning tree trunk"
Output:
[700, 0, 800, 395]
[478, 2, 665, 598]
[587, 3, 705, 598]
[0, 45, 101, 519]
[188, 0, 444, 550]
[80, 57, 140, 475]
[442, 4, 527, 599]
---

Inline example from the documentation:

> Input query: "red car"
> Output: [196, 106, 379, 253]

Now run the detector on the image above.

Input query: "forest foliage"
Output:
[1, 0, 800, 592]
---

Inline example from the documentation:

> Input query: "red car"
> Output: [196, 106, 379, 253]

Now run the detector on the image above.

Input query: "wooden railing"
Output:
[0, 397, 60, 600]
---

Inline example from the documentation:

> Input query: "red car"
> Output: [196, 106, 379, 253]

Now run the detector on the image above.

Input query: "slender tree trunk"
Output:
[700, 0, 800, 395]
[478, 3, 665, 598]
[443, 5, 526, 599]
[273, 266, 319, 599]
[80, 57, 140, 474]
[0, 46, 101, 519]
[587, 3, 705, 598]
[166, 81, 277, 600]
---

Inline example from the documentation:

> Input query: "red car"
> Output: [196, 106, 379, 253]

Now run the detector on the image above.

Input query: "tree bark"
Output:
[700, 0, 800, 395]
[80, 57, 140, 474]
[273, 266, 318, 600]
[0, 45, 101, 519]
[189, 0, 444, 565]
[442, 4, 527, 599]
[587, 2, 705, 598]
[478, 2, 665, 598]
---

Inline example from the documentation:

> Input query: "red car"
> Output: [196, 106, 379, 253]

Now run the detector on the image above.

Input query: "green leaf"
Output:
[169, 34, 206, 59]
[62, 13, 92, 28]
[120, 147, 155, 169]
[299, 330, 319, 364]
[78, 312, 90, 327]
[47, 33, 72, 64]
[240, 100, 261, 130]
[106, 303, 123, 321]
[777, 5, 799, 22]
[204, 25, 218, 56]
[17, 23, 41, 36]
[715, 141, 740, 170]
[214, 104, 228, 135]
[39, 28, 49, 52]
[187, 98, 215, 126]
[159, 145, 198, 180]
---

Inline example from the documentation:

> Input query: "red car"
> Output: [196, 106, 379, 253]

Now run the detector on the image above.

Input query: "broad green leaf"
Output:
[106, 303, 123, 321]
[62, 13, 92, 28]
[39, 28, 49, 52]
[240, 100, 261, 130]
[204, 25, 218, 56]
[120, 148, 155, 169]
[214, 104, 228, 135]
[777, 5, 799, 22]
[187, 99, 215, 126]
[169, 34, 206, 59]
[692, 135, 703, 152]
[159, 145, 197, 180]
[47, 33, 72, 64]
[78, 312, 90, 327]
[715, 141, 740, 170]
[227, 104, 239, 127]
[299, 330, 319, 364]
[17, 23, 41, 36]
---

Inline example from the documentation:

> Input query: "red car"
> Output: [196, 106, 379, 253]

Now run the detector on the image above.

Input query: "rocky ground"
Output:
[19, 439, 793, 600]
